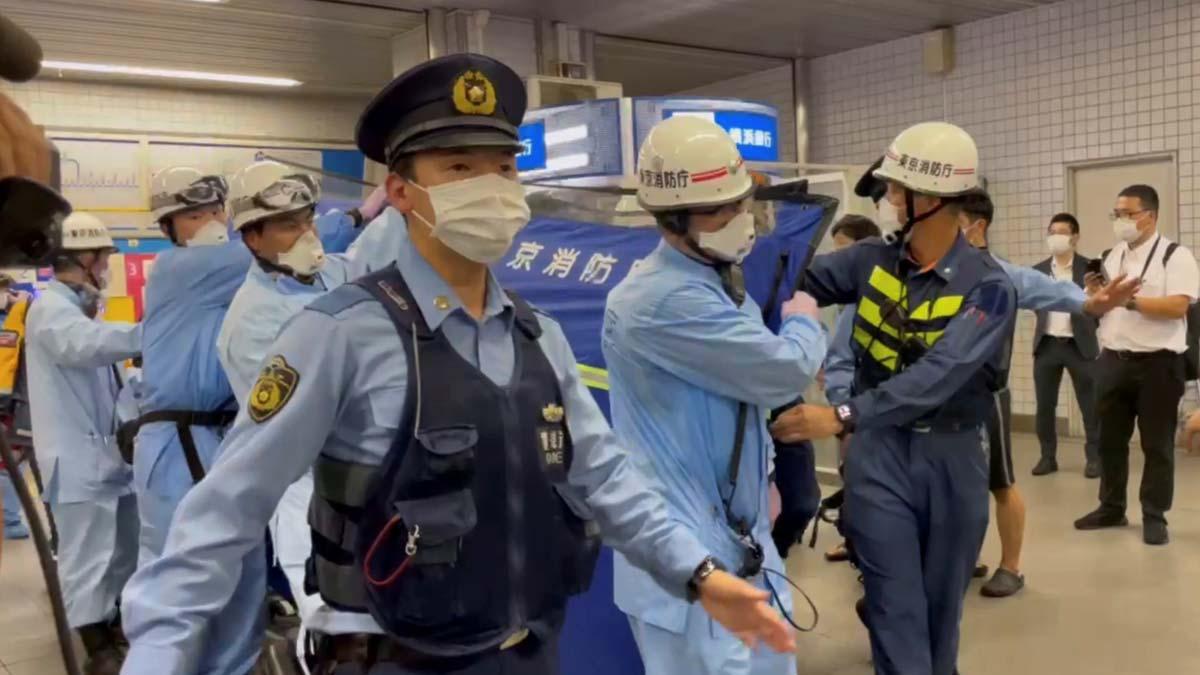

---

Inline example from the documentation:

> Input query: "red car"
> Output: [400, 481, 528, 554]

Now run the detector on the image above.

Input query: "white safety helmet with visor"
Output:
[229, 161, 325, 279]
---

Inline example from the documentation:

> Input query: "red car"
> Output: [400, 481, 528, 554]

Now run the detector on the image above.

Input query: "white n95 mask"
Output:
[1046, 234, 1072, 255]
[876, 199, 901, 234]
[1112, 218, 1139, 243]
[409, 174, 531, 264]
[697, 211, 757, 263]
[187, 220, 229, 247]
[277, 230, 326, 278]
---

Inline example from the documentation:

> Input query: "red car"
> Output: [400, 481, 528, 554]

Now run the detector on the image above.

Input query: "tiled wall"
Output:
[1, 79, 366, 143]
[808, 0, 1199, 417]
[673, 64, 799, 163]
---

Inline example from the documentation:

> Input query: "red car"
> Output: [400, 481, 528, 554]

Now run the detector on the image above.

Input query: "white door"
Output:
[1064, 154, 1178, 437]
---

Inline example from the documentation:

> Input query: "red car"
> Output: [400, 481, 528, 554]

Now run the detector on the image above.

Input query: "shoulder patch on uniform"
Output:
[972, 281, 1011, 319]
[306, 283, 374, 318]
[248, 356, 300, 423]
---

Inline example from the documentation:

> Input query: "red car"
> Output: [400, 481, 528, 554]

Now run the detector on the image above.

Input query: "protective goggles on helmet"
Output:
[234, 175, 319, 217]
[151, 175, 229, 212]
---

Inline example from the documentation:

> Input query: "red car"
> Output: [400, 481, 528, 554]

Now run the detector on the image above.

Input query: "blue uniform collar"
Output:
[394, 223, 512, 331]
[45, 278, 84, 308]
[903, 232, 973, 282]
[655, 239, 722, 286]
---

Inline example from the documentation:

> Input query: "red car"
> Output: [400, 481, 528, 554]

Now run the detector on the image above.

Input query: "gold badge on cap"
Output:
[248, 355, 300, 423]
[453, 70, 497, 115]
[542, 403, 565, 424]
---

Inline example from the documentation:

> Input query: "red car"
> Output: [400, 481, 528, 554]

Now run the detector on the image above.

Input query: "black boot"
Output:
[78, 622, 124, 675]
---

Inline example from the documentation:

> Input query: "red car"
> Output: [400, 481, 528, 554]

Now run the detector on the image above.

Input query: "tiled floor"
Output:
[3, 434, 1199, 674]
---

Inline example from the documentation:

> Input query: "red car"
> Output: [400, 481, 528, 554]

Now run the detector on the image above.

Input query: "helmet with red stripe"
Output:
[873, 122, 980, 196]
[635, 115, 754, 215]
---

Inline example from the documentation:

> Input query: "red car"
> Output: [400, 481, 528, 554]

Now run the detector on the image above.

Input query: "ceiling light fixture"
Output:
[41, 60, 302, 87]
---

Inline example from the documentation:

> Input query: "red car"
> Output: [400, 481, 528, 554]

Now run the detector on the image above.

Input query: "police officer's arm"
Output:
[121, 310, 350, 675]
[626, 282, 827, 409]
[823, 304, 857, 406]
[27, 298, 140, 368]
[847, 278, 1016, 430]
[801, 243, 870, 307]
[316, 209, 363, 254]
[538, 316, 710, 594]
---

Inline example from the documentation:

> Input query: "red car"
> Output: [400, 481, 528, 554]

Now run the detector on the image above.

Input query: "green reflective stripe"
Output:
[853, 326, 898, 371]
[857, 297, 900, 339]
[868, 266, 905, 304]
[578, 364, 609, 391]
[313, 457, 375, 508]
[910, 295, 964, 321]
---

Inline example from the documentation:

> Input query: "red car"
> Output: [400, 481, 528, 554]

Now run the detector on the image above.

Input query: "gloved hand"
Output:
[359, 186, 388, 224]
[780, 291, 819, 322]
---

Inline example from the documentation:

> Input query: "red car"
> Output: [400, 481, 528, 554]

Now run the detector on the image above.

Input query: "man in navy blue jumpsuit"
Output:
[770, 122, 1015, 675]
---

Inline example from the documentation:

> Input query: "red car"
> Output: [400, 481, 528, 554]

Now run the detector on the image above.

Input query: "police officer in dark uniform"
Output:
[118, 53, 794, 675]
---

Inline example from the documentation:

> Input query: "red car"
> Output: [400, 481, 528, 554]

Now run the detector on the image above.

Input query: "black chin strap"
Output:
[254, 255, 316, 285]
[893, 188, 949, 247]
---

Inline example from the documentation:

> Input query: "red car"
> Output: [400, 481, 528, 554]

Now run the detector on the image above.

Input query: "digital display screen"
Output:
[634, 98, 781, 163]
[519, 99, 622, 179]
[517, 121, 547, 172]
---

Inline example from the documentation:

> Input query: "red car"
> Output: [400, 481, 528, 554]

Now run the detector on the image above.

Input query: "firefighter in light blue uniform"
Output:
[604, 115, 826, 675]
[215, 160, 370, 639]
[26, 213, 141, 675]
[131, 167, 260, 675]
[770, 123, 1016, 675]
[120, 53, 794, 675]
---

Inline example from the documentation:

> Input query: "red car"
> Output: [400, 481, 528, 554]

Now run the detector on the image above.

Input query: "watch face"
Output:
[836, 404, 852, 421]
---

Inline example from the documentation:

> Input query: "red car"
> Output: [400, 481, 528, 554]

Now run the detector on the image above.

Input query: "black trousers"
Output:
[1033, 337, 1100, 463]
[1095, 350, 1186, 524]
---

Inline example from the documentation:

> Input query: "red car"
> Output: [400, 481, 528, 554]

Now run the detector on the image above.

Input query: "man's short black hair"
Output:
[1119, 184, 1159, 212]
[831, 214, 881, 242]
[959, 191, 994, 226]
[1049, 212, 1080, 235]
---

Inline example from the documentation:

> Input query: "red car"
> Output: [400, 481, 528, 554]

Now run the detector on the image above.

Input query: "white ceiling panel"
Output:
[365, 0, 1059, 58]
[3, 0, 425, 95]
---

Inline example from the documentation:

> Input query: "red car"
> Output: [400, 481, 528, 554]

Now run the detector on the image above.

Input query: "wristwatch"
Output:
[835, 403, 858, 434]
[1125, 298, 1138, 312]
[686, 556, 725, 603]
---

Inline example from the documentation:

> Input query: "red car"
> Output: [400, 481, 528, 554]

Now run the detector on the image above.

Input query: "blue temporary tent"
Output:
[492, 195, 831, 675]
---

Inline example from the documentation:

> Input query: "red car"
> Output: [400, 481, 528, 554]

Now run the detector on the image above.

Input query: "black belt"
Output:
[136, 407, 237, 483]
[1103, 349, 1178, 361]
[311, 630, 533, 673]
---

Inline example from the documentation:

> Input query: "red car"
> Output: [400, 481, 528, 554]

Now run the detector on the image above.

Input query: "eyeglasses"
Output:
[1110, 209, 1148, 220]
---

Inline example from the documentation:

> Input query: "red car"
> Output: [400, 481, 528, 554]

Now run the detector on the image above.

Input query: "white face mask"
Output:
[1046, 234, 1073, 256]
[187, 220, 229, 247]
[276, 230, 326, 278]
[697, 211, 757, 263]
[1112, 217, 1139, 243]
[875, 199, 901, 233]
[409, 174, 531, 264]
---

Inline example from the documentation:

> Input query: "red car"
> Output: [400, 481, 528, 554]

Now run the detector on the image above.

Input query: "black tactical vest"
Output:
[305, 264, 600, 656]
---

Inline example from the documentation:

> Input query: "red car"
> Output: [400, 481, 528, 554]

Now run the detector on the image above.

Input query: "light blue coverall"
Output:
[602, 241, 827, 675]
[25, 280, 141, 627]
[131, 240, 260, 675]
[120, 225, 711, 674]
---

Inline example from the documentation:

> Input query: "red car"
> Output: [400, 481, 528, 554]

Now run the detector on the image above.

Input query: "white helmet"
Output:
[636, 115, 754, 213]
[873, 122, 980, 196]
[61, 212, 115, 251]
[150, 167, 229, 223]
[229, 161, 320, 231]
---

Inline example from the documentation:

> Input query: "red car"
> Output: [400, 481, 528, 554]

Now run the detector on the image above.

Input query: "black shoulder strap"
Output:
[723, 402, 750, 535]
[1164, 242, 1180, 266]
[504, 289, 543, 340]
[354, 263, 431, 339]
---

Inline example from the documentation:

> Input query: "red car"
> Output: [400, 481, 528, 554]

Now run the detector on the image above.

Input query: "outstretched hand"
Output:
[1083, 273, 1140, 316]
[698, 570, 796, 653]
